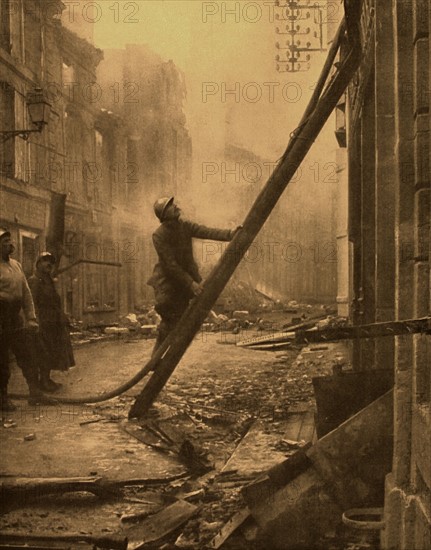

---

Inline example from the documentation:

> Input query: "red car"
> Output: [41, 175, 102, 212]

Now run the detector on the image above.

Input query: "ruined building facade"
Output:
[97, 45, 193, 304]
[0, 1, 192, 323]
[219, 143, 337, 305]
[333, 0, 431, 546]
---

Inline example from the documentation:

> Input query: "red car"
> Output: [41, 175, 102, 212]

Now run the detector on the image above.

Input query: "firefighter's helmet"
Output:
[153, 196, 174, 221]
[36, 252, 56, 265]
[0, 228, 11, 241]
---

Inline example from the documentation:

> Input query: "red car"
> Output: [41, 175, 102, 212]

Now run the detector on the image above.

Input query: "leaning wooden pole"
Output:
[129, 17, 361, 418]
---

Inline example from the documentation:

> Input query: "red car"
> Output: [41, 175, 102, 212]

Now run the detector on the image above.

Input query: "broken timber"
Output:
[239, 316, 431, 349]
[128, 16, 361, 418]
[242, 390, 393, 549]
[0, 474, 188, 503]
[122, 421, 211, 474]
[0, 476, 121, 500]
[208, 508, 252, 549]
[0, 533, 128, 550]
[236, 315, 329, 347]
[129, 500, 198, 548]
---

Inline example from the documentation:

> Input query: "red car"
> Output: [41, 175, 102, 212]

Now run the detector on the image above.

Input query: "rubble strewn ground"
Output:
[1, 307, 379, 549]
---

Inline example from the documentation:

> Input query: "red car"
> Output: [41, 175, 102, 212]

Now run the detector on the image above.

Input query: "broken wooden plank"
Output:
[122, 421, 212, 474]
[0, 545, 69, 550]
[313, 369, 394, 438]
[208, 508, 251, 549]
[131, 500, 198, 548]
[239, 317, 431, 348]
[0, 533, 128, 550]
[243, 392, 393, 548]
[222, 413, 315, 478]
[307, 390, 394, 510]
[295, 316, 431, 343]
[241, 446, 312, 509]
[122, 422, 173, 453]
[236, 315, 328, 347]
[243, 341, 293, 352]
[0, 476, 120, 499]
[296, 411, 316, 444]
[0, 473, 189, 502]
[121, 510, 156, 523]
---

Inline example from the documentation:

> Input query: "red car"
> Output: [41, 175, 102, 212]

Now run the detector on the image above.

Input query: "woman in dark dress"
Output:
[28, 252, 75, 392]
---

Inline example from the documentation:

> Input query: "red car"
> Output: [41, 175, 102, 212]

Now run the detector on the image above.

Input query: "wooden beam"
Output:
[295, 317, 431, 344]
[0, 533, 127, 550]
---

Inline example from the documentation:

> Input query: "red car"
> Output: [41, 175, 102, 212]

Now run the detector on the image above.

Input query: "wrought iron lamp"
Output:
[1, 88, 52, 143]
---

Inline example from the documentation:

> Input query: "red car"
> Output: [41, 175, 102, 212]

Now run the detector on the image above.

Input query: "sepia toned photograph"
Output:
[0, 0, 430, 548]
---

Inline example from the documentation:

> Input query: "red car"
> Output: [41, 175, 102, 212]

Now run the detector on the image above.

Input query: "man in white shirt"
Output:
[0, 228, 45, 410]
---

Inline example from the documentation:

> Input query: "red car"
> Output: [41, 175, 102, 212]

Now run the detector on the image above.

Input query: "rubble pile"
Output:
[217, 279, 272, 313]
[67, 307, 162, 345]
[68, 292, 337, 351]
[119, 308, 161, 337]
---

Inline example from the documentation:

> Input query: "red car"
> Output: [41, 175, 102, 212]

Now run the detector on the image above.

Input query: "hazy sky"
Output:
[62, 1, 345, 225]
[89, 1, 339, 161]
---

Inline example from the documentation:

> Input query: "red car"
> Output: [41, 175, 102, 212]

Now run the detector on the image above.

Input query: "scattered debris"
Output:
[219, 279, 264, 312]
[273, 438, 307, 453]
[283, 438, 302, 447]
[129, 500, 199, 548]
[3, 420, 17, 429]
[180, 488, 205, 502]
[174, 531, 197, 548]
[208, 508, 251, 549]
[79, 417, 104, 426]
[0, 475, 187, 502]
[120, 509, 156, 523]
[243, 392, 393, 549]
[120, 313, 141, 330]
[221, 413, 315, 477]
[136, 306, 161, 326]
[103, 327, 129, 335]
[2, 308, 363, 549]
[0, 532, 128, 550]
[232, 310, 250, 320]
[236, 314, 328, 348]
[123, 421, 212, 474]
[140, 324, 157, 336]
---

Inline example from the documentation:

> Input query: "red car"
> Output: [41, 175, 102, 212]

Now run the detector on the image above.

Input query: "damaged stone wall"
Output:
[97, 45, 193, 307]
[340, 0, 431, 547]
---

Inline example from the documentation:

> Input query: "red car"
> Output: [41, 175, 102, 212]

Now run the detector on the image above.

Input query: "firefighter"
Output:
[148, 196, 240, 355]
[0, 228, 46, 410]
[28, 252, 75, 392]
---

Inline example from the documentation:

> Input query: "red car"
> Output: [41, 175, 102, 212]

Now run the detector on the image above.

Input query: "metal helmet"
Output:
[36, 252, 56, 266]
[153, 196, 174, 221]
[0, 228, 11, 241]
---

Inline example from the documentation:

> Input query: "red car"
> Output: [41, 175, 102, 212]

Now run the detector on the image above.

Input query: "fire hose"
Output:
[9, 336, 165, 404]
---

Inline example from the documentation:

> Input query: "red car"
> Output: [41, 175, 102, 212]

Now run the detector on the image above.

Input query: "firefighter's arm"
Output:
[153, 233, 194, 289]
[186, 220, 240, 241]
